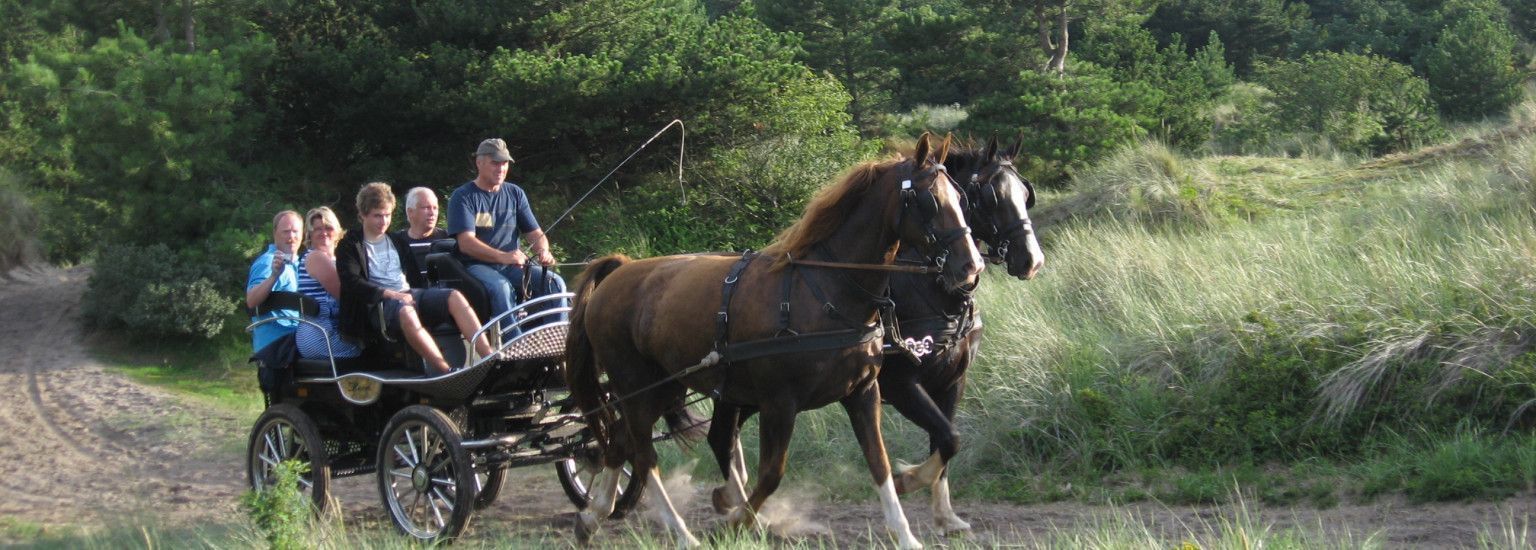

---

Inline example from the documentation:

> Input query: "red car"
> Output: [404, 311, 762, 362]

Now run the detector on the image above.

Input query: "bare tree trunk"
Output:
[1034, 2, 1055, 71]
[1033, 1, 1070, 75]
[182, 0, 196, 51]
[153, 0, 170, 44]
[1047, 5, 1069, 74]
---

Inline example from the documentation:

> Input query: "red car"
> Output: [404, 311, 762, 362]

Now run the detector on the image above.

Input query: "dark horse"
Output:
[706, 136, 1044, 535]
[565, 134, 981, 548]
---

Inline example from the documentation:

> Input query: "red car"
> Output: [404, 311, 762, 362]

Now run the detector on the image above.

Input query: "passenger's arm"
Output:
[307, 251, 341, 298]
[245, 254, 286, 310]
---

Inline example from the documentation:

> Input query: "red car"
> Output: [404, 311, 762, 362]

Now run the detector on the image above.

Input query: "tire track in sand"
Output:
[0, 266, 244, 527]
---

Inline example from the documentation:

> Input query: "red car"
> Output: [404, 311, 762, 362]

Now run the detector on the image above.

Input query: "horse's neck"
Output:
[814, 203, 899, 298]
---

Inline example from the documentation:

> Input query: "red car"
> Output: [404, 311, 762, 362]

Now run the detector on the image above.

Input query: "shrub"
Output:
[240, 460, 311, 550]
[1256, 52, 1446, 156]
[0, 169, 38, 272]
[963, 63, 1157, 186]
[82, 243, 235, 339]
[1419, 9, 1523, 121]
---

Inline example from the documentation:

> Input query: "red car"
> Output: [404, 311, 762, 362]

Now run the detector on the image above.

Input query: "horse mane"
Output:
[762, 155, 908, 271]
[941, 142, 989, 175]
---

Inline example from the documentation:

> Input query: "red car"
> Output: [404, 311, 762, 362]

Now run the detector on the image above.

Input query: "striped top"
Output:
[294, 250, 361, 359]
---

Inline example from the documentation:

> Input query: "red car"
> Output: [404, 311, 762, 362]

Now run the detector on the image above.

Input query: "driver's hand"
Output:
[537, 249, 556, 266]
[505, 249, 527, 267]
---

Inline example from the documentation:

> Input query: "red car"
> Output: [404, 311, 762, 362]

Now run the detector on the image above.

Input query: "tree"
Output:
[1145, 0, 1311, 74]
[1257, 51, 1444, 155]
[755, 0, 898, 135]
[962, 62, 1157, 185]
[1419, 5, 1522, 120]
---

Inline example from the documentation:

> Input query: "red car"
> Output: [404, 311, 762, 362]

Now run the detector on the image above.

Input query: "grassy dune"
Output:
[704, 106, 1536, 506]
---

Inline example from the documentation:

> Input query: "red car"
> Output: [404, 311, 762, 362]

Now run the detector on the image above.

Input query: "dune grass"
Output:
[690, 109, 1536, 507]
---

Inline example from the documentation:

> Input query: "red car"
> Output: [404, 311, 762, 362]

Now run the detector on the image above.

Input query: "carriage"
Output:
[244, 246, 645, 542]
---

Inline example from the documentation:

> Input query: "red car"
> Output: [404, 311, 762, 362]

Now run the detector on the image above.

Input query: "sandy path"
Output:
[0, 265, 1531, 548]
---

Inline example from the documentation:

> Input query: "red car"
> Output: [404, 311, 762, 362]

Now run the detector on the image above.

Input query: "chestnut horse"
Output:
[565, 134, 981, 548]
[706, 136, 1044, 534]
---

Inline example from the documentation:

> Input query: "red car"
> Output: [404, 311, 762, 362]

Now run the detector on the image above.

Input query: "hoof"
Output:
[575, 512, 598, 545]
[711, 486, 733, 515]
[940, 519, 973, 537]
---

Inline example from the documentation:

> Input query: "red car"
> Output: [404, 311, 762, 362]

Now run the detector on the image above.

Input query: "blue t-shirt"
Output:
[447, 180, 540, 264]
[247, 244, 300, 352]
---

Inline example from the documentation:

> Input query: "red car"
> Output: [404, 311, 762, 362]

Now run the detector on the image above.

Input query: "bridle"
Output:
[898, 161, 972, 275]
[960, 159, 1035, 265]
[790, 159, 972, 276]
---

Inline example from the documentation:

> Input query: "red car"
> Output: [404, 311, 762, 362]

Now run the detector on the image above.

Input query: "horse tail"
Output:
[565, 254, 633, 450]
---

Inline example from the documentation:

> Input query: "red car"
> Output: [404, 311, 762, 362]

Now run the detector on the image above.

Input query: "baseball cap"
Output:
[474, 138, 515, 162]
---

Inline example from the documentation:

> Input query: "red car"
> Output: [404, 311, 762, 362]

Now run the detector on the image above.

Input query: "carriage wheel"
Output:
[556, 453, 644, 518]
[473, 464, 508, 510]
[377, 405, 476, 542]
[247, 403, 331, 512]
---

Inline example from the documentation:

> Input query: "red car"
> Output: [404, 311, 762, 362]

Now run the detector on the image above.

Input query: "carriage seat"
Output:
[425, 240, 493, 322]
[249, 291, 372, 377]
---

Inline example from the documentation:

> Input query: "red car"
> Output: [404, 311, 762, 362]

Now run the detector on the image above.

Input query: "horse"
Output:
[564, 133, 982, 548]
[704, 136, 1044, 535]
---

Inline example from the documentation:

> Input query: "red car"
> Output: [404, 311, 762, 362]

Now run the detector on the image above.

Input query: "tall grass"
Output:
[0, 168, 39, 273]
[952, 131, 1536, 484]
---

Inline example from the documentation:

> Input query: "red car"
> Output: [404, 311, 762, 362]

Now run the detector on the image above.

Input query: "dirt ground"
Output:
[1, 265, 1532, 548]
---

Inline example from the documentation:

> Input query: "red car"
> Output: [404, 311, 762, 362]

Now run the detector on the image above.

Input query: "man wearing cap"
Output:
[447, 138, 566, 339]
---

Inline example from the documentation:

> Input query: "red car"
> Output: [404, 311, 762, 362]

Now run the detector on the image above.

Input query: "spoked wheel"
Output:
[377, 405, 476, 542]
[556, 452, 645, 518]
[247, 403, 331, 512]
[473, 464, 508, 510]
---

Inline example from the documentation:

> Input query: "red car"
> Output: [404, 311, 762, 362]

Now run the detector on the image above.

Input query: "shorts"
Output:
[378, 288, 454, 338]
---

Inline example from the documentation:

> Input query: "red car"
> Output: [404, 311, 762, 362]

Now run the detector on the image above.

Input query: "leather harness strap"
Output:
[714, 250, 887, 367]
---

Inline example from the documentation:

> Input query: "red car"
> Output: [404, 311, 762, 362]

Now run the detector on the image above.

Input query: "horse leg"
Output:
[575, 459, 625, 543]
[639, 455, 700, 547]
[843, 380, 922, 549]
[928, 376, 970, 534]
[884, 377, 956, 496]
[733, 405, 795, 530]
[707, 403, 754, 515]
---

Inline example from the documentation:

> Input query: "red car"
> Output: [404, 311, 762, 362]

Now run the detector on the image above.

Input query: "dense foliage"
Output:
[0, 0, 1530, 329]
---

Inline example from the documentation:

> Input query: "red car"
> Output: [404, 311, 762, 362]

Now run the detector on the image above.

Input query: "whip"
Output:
[545, 119, 686, 235]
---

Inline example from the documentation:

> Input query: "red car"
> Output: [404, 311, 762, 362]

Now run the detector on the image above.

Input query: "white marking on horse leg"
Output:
[877, 475, 923, 549]
[931, 472, 971, 534]
[577, 467, 621, 540]
[724, 442, 750, 511]
[645, 467, 701, 548]
[590, 467, 623, 517]
[732, 438, 749, 482]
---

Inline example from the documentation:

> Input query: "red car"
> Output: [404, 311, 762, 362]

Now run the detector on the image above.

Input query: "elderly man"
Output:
[446, 138, 566, 338]
[245, 210, 303, 352]
[396, 186, 448, 280]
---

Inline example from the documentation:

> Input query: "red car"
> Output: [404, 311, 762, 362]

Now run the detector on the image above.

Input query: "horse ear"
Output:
[914, 132, 932, 166]
[937, 132, 953, 164]
[1008, 131, 1024, 159]
[985, 135, 999, 161]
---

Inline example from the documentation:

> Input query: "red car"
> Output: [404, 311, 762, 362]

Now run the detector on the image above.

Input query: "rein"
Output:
[789, 257, 941, 274]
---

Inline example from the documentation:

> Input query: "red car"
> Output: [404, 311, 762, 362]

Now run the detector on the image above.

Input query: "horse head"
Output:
[963, 135, 1043, 280]
[899, 132, 983, 292]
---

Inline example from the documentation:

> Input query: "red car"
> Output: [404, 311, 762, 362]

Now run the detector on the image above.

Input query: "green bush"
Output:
[1420, 9, 1523, 121]
[0, 169, 38, 272]
[82, 244, 235, 339]
[963, 63, 1157, 186]
[240, 460, 311, 550]
[1256, 52, 1446, 156]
